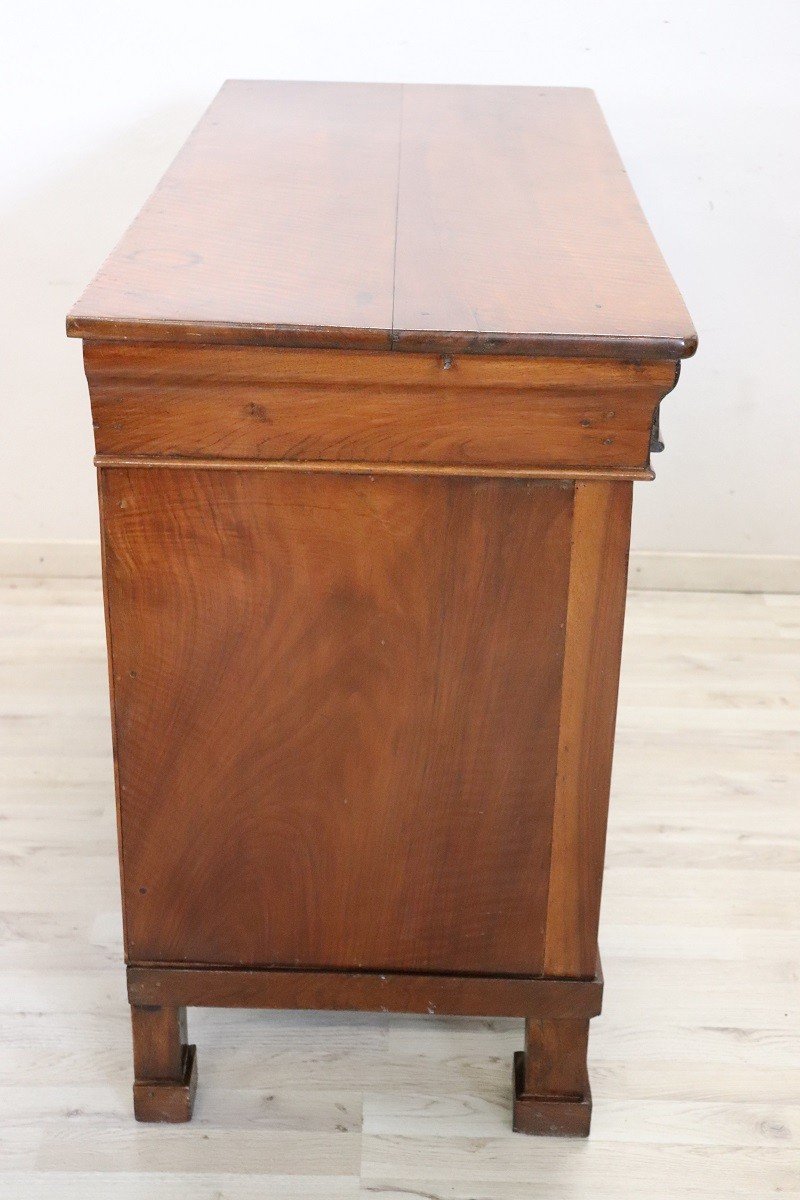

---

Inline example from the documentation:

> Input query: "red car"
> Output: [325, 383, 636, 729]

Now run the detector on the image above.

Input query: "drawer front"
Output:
[86, 344, 675, 476]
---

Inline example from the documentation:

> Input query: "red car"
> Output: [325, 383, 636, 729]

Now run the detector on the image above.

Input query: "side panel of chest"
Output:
[101, 465, 575, 974]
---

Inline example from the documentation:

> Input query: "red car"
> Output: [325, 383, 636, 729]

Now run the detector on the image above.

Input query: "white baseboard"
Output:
[628, 551, 800, 594]
[0, 540, 102, 578]
[0, 540, 798, 594]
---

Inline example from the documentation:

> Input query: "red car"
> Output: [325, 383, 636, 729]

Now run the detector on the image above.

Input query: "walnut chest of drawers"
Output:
[67, 80, 695, 1135]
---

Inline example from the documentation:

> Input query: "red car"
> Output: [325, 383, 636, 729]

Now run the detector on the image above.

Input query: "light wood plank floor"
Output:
[0, 578, 798, 1198]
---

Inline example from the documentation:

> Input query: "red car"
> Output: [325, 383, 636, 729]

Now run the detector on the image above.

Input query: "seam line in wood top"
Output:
[94, 455, 655, 482]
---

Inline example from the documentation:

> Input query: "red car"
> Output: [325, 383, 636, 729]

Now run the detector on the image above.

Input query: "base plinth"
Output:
[133, 1044, 198, 1122]
[512, 1050, 592, 1137]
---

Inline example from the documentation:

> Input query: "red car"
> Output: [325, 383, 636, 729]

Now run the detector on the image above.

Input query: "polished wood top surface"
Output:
[67, 81, 696, 359]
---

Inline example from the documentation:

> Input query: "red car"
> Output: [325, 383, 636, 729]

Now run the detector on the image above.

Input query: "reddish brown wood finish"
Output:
[85, 343, 677, 474]
[127, 964, 604, 1020]
[69, 79, 696, 1136]
[545, 481, 634, 978]
[102, 465, 572, 974]
[130, 1005, 196, 1122]
[513, 1018, 592, 1136]
[67, 81, 696, 360]
[392, 85, 694, 358]
[70, 82, 402, 349]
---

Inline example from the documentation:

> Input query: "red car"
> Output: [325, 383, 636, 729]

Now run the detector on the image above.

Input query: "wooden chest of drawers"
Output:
[68, 80, 695, 1135]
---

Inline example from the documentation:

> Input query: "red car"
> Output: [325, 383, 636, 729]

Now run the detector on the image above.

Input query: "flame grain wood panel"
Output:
[102, 467, 572, 975]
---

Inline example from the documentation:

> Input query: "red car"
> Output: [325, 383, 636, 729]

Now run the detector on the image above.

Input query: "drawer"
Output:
[86, 343, 675, 476]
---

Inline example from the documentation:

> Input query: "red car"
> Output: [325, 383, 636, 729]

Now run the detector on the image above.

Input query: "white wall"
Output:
[2, 1, 798, 559]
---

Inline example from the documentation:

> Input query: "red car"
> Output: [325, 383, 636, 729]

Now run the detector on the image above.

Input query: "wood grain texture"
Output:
[85, 342, 677, 474]
[67, 81, 696, 360]
[130, 1004, 196, 1123]
[392, 85, 695, 358]
[544, 481, 634, 978]
[97, 458, 655, 483]
[101, 466, 573, 974]
[127, 966, 604, 1020]
[513, 1018, 592, 1135]
[130, 1004, 187, 1081]
[132, 1051, 197, 1123]
[521, 1016, 590, 1099]
[69, 81, 402, 349]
